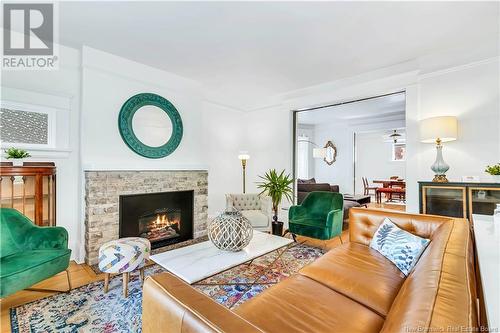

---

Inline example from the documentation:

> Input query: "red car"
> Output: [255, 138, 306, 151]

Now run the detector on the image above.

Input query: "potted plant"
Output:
[256, 169, 294, 236]
[485, 163, 500, 183]
[4, 147, 31, 166]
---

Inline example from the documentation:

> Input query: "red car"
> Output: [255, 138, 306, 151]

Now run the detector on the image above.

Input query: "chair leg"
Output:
[123, 272, 129, 297]
[338, 235, 343, 244]
[65, 268, 72, 292]
[104, 273, 110, 293]
[291, 233, 297, 242]
[139, 268, 145, 284]
[25, 268, 72, 294]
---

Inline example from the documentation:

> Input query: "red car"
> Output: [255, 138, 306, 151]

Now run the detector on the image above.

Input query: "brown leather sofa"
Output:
[142, 208, 478, 333]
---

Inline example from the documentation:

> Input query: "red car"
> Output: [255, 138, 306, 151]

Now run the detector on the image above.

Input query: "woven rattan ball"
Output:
[208, 211, 253, 251]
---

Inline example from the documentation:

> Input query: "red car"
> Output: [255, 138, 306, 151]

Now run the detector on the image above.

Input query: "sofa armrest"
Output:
[330, 185, 340, 192]
[225, 194, 235, 211]
[142, 272, 263, 333]
[25, 225, 69, 250]
[326, 209, 343, 235]
[259, 195, 273, 218]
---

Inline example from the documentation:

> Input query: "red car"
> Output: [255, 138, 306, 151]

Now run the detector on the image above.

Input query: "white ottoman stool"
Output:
[98, 237, 150, 297]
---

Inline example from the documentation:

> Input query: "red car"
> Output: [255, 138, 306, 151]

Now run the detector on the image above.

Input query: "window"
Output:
[297, 135, 309, 179]
[0, 101, 56, 148]
[392, 143, 406, 161]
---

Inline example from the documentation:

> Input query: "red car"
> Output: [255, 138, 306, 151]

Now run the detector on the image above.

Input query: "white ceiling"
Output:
[297, 92, 405, 126]
[57, 1, 499, 109]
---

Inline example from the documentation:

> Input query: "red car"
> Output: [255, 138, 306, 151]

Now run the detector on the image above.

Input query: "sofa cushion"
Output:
[235, 274, 385, 333]
[228, 194, 261, 211]
[1, 249, 71, 277]
[0, 249, 71, 297]
[297, 178, 316, 184]
[370, 218, 430, 276]
[241, 210, 268, 227]
[299, 243, 405, 317]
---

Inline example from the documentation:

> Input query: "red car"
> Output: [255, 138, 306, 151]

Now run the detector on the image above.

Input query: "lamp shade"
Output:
[313, 148, 326, 158]
[238, 151, 250, 160]
[419, 116, 458, 143]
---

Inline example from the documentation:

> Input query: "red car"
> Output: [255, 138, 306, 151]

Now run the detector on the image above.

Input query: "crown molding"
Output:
[418, 56, 500, 80]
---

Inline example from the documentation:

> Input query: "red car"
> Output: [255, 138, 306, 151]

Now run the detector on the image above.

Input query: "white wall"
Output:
[355, 131, 406, 194]
[80, 47, 206, 171]
[242, 105, 293, 219]
[296, 124, 315, 180]
[202, 102, 245, 216]
[313, 123, 354, 193]
[1, 45, 83, 260]
[415, 60, 500, 183]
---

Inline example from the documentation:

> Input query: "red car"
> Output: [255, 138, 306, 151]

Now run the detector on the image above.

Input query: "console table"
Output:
[419, 181, 500, 220]
[0, 163, 56, 226]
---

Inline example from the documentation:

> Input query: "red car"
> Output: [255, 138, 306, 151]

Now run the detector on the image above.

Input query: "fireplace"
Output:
[119, 190, 194, 249]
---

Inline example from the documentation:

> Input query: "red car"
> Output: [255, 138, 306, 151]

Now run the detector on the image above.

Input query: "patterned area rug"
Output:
[11, 243, 323, 333]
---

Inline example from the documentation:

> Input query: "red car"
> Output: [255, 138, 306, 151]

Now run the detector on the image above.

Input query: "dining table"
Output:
[373, 179, 406, 188]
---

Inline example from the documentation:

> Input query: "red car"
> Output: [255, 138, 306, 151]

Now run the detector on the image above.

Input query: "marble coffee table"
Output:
[150, 230, 293, 284]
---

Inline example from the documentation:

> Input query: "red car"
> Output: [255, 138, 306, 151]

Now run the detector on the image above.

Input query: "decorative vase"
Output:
[12, 159, 23, 166]
[271, 213, 284, 236]
[272, 221, 284, 236]
[208, 211, 253, 252]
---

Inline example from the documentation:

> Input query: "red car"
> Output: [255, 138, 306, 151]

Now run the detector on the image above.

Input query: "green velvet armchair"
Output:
[0, 208, 71, 298]
[288, 191, 344, 241]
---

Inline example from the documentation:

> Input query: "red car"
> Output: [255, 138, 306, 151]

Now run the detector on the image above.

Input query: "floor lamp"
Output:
[238, 152, 250, 193]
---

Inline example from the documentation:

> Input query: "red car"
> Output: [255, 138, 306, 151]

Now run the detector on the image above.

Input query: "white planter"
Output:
[12, 159, 24, 166]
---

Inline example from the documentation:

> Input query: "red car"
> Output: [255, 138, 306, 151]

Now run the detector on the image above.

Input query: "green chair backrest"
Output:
[301, 191, 343, 220]
[0, 208, 33, 258]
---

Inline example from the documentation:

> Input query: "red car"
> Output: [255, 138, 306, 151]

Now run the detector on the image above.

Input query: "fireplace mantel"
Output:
[84, 170, 208, 265]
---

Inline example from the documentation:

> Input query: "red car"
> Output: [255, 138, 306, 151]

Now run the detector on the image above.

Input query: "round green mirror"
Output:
[118, 93, 183, 158]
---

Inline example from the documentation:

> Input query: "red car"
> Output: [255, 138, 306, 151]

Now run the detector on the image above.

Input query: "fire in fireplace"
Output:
[138, 208, 181, 242]
[119, 191, 193, 249]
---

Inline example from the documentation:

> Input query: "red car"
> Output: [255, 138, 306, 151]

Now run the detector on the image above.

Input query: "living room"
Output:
[1, 1, 499, 332]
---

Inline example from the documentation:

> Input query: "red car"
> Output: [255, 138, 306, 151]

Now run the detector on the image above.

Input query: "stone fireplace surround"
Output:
[84, 170, 208, 265]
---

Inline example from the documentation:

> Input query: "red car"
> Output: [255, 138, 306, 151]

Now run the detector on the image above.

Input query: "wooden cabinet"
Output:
[0, 163, 56, 226]
[419, 181, 500, 220]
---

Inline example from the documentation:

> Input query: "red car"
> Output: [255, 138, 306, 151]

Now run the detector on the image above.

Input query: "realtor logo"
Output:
[2, 3, 58, 70]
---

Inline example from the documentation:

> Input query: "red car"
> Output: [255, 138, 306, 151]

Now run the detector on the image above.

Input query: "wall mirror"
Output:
[323, 141, 337, 165]
[118, 93, 183, 158]
[132, 105, 173, 147]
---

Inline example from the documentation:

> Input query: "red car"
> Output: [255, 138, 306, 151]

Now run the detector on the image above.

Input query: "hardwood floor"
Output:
[0, 203, 402, 332]
[367, 201, 406, 212]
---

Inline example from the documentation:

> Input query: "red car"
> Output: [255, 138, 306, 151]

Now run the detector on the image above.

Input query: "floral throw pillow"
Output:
[370, 218, 430, 276]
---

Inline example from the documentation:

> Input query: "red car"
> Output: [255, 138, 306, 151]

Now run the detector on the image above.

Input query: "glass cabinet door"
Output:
[469, 187, 500, 217]
[422, 186, 467, 218]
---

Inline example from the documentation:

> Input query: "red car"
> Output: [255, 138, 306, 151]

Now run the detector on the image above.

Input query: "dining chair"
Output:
[362, 177, 378, 196]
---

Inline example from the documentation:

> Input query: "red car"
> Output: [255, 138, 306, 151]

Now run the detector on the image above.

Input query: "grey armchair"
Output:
[225, 193, 273, 231]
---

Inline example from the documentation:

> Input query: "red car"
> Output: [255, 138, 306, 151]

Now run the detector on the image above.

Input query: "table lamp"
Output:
[238, 151, 250, 193]
[419, 116, 458, 182]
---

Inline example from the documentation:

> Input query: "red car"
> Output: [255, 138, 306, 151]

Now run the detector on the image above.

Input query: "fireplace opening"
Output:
[119, 191, 193, 249]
